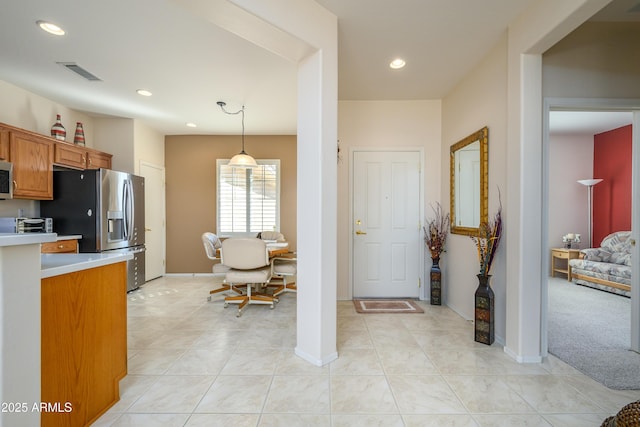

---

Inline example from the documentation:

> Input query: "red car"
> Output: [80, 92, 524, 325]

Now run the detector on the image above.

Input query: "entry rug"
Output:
[353, 299, 424, 314]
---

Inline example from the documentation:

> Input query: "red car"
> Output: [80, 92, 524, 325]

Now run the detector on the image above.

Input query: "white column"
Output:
[295, 50, 338, 365]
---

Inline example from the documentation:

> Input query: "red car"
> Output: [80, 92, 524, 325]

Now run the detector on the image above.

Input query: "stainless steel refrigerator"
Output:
[41, 168, 145, 291]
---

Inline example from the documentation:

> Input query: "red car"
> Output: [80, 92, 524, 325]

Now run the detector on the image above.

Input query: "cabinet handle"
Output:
[88, 158, 92, 165]
[58, 244, 64, 249]
[12, 180, 17, 190]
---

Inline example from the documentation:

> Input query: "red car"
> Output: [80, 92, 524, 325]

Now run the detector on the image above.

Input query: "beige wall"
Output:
[442, 33, 509, 332]
[165, 135, 297, 273]
[336, 100, 442, 299]
[542, 22, 640, 99]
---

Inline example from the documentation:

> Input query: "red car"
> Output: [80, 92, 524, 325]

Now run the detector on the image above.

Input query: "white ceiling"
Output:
[549, 111, 632, 136]
[0, 0, 637, 137]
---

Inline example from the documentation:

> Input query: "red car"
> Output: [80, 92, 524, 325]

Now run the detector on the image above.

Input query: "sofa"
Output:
[568, 231, 631, 297]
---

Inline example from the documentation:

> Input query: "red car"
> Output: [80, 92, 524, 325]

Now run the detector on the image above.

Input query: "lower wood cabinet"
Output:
[41, 262, 127, 427]
[41, 239, 78, 254]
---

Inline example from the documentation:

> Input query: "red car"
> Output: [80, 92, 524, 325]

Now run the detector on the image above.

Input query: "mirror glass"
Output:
[450, 127, 488, 235]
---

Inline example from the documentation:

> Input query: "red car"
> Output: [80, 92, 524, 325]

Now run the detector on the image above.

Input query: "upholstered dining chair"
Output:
[258, 230, 286, 242]
[221, 238, 276, 317]
[202, 232, 239, 301]
[269, 255, 297, 297]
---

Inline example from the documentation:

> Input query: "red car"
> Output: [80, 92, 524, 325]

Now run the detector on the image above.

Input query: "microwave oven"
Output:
[0, 161, 12, 199]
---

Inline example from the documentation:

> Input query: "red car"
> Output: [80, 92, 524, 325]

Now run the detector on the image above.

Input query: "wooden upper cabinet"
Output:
[54, 142, 87, 169]
[54, 142, 112, 170]
[0, 130, 9, 161]
[10, 131, 54, 200]
[0, 122, 114, 200]
[86, 148, 112, 169]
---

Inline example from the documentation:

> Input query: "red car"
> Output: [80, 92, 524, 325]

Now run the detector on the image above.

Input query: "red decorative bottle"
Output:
[51, 114, 66, 141]
[74, 122, 85, 145]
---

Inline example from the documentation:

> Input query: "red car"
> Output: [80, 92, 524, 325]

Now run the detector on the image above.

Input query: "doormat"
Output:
[353, 299, 424, 314]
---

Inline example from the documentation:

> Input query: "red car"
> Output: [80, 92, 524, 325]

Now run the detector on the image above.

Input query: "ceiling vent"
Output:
[57, 62, 102, 81]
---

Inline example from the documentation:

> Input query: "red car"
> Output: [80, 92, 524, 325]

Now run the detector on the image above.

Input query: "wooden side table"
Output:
[550, 248, 582, 281]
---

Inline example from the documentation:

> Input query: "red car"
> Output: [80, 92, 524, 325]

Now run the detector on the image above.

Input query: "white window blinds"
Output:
[216, 159, 280, 235]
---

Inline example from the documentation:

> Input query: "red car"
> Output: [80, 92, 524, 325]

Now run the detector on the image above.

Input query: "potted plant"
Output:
[423, 203, 450, 305]
[470, 203, 502, 344]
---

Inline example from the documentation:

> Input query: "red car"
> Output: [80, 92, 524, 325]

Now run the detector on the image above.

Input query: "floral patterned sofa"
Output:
[568, 231, 631, 297]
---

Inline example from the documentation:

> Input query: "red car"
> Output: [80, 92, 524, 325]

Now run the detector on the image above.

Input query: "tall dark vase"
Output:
[430, 257, 441, 305]
[474, 274, 494, 345]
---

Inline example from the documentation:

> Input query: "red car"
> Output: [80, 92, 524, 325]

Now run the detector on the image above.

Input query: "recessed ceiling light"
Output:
[136, 89, 152, 97]
[37, 20, 65, 36]
[389, 58, 406, 69]
[186, 122, 197, 128]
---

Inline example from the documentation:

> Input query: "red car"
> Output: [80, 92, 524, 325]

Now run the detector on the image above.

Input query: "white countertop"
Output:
[0, 232, 57, 247]
[56, 234, 82, 241]
[41, 252, 133, 279]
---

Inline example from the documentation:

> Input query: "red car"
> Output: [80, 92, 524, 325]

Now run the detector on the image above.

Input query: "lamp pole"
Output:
[577, 179, 603, 248]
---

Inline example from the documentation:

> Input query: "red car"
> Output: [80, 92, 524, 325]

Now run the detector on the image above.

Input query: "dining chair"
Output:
[221, 238, 276, 317]
[258, 230, 286, 242]
[202, 232, 241, 301]
[269, 255, 297, 297]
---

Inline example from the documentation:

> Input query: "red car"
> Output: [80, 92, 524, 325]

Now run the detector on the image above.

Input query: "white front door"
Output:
[353, 151, 421, 298]
[140, 161, 166, 281]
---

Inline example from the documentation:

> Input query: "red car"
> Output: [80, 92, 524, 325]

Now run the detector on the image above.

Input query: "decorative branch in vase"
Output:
[470, 204, 502, 277]
[470, 200, 502, 345]
[423, 203, 450, 305]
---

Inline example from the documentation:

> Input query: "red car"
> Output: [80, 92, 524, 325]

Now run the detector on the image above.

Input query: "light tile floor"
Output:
[94, 276, 640, 426]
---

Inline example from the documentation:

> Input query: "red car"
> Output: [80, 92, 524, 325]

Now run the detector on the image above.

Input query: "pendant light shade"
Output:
[217, 101, 257, 168]
[228, 151, 258, 168]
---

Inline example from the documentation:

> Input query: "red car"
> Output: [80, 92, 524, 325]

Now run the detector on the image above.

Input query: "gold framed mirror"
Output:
[450, 127, 488, 235]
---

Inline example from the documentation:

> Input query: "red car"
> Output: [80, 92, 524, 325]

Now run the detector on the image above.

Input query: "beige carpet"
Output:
[353, 299, 424, 314]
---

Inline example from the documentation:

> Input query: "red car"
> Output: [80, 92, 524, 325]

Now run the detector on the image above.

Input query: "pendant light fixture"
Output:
[217, 101, 258, 168]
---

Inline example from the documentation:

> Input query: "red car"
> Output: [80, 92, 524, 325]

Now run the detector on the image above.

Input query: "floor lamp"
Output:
[577, 178, 603, 248]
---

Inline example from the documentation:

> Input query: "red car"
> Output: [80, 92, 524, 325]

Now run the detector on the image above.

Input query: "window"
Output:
[216, 159, 280, 236]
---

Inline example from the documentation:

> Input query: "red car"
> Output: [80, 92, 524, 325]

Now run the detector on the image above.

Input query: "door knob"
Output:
[355, 230, 367, 235]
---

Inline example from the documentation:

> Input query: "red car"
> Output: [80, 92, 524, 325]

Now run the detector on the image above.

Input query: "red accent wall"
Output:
[592, 125, 632, 245]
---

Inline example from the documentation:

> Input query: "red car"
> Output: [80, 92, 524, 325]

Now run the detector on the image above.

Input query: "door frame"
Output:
[542, 97, 640, 355]
[139, 160, 166, 281]
[348, 147, 425, 300]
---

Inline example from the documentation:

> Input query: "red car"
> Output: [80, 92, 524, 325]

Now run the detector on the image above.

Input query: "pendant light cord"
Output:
[217, 102, 246, 153]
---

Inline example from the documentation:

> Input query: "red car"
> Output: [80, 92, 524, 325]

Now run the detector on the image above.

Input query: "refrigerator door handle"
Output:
[123, 179, 133, 240]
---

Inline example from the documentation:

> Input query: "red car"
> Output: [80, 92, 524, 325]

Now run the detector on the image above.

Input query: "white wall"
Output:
[548, 134, 593, 249]
[441, 35, 508, 338]
[134, 121, 165, 174]
[94, 118, 135, 174]
[0, 80, 94, 144]
[336, 100, 441, 299]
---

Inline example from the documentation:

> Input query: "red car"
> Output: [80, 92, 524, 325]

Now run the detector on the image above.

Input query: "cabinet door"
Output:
[10, 132, 54, 199]
[0, 130, 9, 161]
[54, 142, 87, 169]
[87, 149, 112, 169]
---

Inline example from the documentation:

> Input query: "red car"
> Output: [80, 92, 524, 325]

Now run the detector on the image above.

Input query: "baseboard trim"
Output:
[294, 347, 338, 367]
[504, 346, 543, 363]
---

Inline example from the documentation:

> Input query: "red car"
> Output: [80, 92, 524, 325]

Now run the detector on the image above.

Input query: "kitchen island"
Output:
[41, 252, 132, 427]
[0, 233, 131, 427]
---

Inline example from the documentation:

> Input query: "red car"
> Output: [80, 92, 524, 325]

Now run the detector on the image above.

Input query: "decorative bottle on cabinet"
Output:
[51, 114, 66, 141]
[74, 122, 85, 145]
